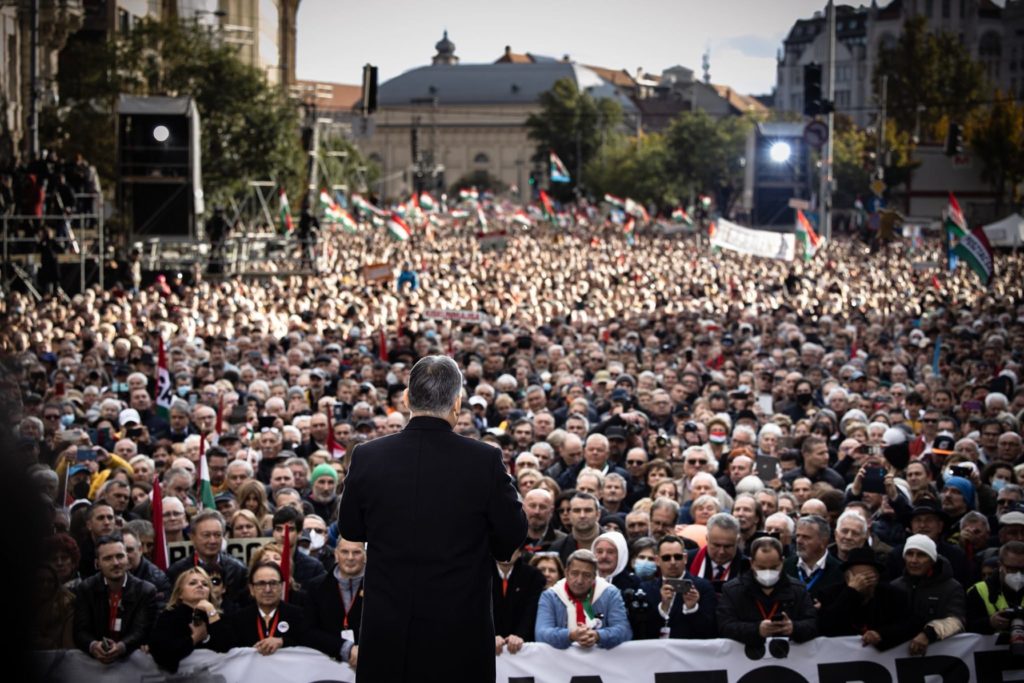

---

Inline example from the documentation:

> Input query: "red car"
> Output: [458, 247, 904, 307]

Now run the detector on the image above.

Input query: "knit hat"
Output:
[310, 463, 338, 483]
[903, 534, 937, 562]
[943, 476, 975, 510]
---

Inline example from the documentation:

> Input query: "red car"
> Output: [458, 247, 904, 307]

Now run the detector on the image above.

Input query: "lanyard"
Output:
[799, 565, 823, 590]
[108, 590, 122, 634]
[256, 610, 281, 641]
[755, 598, 780, 621]
[337, 580, 360, 630]
[502, 578, 509, 597]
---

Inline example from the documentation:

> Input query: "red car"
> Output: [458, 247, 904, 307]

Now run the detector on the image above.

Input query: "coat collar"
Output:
[405, 416, 454, 432]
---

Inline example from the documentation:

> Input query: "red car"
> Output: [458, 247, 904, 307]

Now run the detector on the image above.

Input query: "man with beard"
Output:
[306, 463, 340, 523]
[520, 489, 566, 556]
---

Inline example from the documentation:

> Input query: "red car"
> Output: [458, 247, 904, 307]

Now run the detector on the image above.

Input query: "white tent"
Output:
[982, 213, 1024, 248]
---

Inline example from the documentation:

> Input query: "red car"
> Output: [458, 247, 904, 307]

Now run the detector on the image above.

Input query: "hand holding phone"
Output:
[76, 447, 97, 462]
[664, 577, 693, 594]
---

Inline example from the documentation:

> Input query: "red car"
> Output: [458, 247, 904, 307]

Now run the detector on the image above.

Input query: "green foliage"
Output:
[45, 19, 305, 208]
[873, 16, 987, 141]
[664, 111, 752, 212]
[525, 78, 622, 197]
[317, 132, 380, 195]
[585, 133, 680, 206]
[967, 91, 1024, 213]
[830, 115, 873, 208]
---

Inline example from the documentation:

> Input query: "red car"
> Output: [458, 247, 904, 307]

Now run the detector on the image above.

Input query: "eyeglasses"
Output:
[43, 414, 61, 420]
[626, 460, 645, 466]
[252, 580, 282, 590]
[660, 553, 686, 561]
[687, 459, 707, 465]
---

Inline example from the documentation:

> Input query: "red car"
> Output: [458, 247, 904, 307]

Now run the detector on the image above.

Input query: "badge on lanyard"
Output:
[277, 621, 290, 634]
[341, 628, 355, 642]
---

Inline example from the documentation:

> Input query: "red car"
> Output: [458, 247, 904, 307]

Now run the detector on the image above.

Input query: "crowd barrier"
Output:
[33, 634, 1013, 682]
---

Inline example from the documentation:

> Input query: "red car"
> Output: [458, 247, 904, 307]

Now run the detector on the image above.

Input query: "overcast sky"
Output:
[296, 0, 835, 96]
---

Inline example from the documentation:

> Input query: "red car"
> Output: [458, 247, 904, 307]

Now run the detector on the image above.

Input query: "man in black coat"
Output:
[73, 535, 158, 663]
[493, 549, 546, 654]
[817, 546, 917, 649]
[717, 536, 818, 648]
[165, 510, 248, 612]
[303, 538, 365, 665]
[339, 355, 527, 683]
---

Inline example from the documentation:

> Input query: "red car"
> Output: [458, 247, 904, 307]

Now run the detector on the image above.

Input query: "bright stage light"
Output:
[152, 125, 170, 143]
[769, 141, 792, 163]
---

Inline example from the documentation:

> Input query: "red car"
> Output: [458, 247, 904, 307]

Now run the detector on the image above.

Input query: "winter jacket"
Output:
[535, 577, 632, 649]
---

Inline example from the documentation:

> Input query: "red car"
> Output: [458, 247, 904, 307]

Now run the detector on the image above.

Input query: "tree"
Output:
[45, 19, 304, 208]
[873, 16, 986, 142]
[967, 91, 1024, 215]
[663, 111, 752, 213]
[584, 133, 679, 207]
[525, 78, 622, 199]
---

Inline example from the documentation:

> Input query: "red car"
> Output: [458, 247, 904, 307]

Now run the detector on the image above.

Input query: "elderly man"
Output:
[557, 433, 628, 490]
[688, 513, 751, 594]
[892, 534, 966, 656]
[765, 512, 795, 554]
[521, 488, 566, 556]
[166, 509, 248, 611]
[784, 515, 843, 604]
[650, 497, 680, 541]
[306, 463, 340, 523]
[625, 509, 652, 544]
[225, 460, 253, 495]
[817, 546, 917, 649]
[535, 549, 632, 649]
[967, 540, 1024, 634]
[73, 534, 157, 664]
[296, 411, 331, 459]
[545, 433, 583, 482]
[122, 529, 170, 610]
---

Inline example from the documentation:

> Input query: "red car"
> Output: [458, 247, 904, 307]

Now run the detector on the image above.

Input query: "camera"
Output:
[656, 431, 669, 448]
[1007, 607, 1024, 656]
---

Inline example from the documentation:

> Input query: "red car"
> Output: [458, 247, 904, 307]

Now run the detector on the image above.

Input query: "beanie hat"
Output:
[903, 533, 937, 562]
[310, 463, 338, 483]
[944, 476, 975, 510]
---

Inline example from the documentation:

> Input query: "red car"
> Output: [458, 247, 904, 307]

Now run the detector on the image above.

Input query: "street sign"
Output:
[788, 198, 811, 210]
[870, 178, 886, 197]
[803, 121, 829, 150]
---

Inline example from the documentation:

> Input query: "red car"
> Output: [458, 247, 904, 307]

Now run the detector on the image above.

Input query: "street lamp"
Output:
[152, 125, 170, 143]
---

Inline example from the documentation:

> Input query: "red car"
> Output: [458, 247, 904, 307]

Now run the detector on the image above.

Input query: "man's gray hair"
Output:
[191, 508, 226, 531]
[959, 510, 990, 531]
[408, 355, 463, 415]
[706, 512, 741, 537]
[797, 514, 832, 541]
[566, 548, 598, 570]
[650, 496, 680, 516]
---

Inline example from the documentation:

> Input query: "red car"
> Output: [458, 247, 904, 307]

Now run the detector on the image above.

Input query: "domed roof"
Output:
[435, 30, 454, 55]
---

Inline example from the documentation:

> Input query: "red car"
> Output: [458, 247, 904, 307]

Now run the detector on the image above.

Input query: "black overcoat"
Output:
[338, 416, 527, 683]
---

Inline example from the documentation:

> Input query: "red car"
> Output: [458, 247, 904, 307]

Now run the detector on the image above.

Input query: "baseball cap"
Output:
[119, 409, 141, 426]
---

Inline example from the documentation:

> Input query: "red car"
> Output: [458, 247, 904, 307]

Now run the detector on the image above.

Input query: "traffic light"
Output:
[944, 122, 964, 157]
[361, 64, 378, 115]
[803, 63, 822, 116]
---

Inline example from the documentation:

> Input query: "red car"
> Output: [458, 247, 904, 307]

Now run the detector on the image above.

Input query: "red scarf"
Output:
[564, 584, 594, 626]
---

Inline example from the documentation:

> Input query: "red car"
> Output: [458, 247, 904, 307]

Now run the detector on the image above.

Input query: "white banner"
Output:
[712, 219, 796, 261]
[34, 634, 1014, 682]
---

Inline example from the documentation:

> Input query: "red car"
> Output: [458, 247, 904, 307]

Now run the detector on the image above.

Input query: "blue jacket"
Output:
[535, 577, 632, 649]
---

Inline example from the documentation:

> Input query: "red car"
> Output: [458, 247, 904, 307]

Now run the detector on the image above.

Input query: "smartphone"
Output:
[228, 405, 247, 425]
[950, 465, 971, 478]
[664, 578, 693, 593]
[756, 455, 780, 483]
[334, 403, 351, 422]
[126, 426, 143, 439]
[76, 447, 97, 462]
[771, 612, 786, 623]
[258, 415, 276, 430]
[188, 391, 199, 408]
[862, 466, 887, 494]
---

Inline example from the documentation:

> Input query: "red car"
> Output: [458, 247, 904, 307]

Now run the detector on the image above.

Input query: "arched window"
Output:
[473, 152, 490, 165]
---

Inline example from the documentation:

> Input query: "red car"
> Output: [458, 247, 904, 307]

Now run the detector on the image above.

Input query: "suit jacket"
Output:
[72, 572, 158, 656]
[167, 552, 248, 613]
[213, 601, 310, 651]
[716, 572, 818, 646]
[302, 569, 363, 659]
[643, 573, 718, 639]
[783, 553, 845, 605]
[338, 416, 527, 683]
[687, 546, 751, 595]
[492, 561, 546, 641]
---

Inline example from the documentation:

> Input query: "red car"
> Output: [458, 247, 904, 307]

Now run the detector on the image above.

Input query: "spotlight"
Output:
[769, 141, 792, 164]
[152, 125, 170, 143]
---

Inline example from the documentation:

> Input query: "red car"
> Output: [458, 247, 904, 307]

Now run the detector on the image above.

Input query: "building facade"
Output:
[775, 0, 1014, 128]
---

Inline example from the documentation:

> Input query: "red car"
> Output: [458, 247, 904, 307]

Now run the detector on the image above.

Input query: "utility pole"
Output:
[819, 0, 836, 242]
[877, 75, 887, 180]
[28, 0, 40, 158]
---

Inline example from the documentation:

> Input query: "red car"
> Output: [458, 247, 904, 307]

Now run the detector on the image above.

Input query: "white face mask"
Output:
[309, 530, 326, 551]
[755, 569, 781, 587]
[1005, 571, 1024, 592]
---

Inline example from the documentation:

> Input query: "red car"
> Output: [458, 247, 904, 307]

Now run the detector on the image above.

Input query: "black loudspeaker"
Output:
[117, 95, 203, 239]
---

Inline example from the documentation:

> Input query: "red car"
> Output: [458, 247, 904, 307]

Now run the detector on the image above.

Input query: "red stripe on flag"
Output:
[151, 477, 169, 571]
[379, 328, 388, 362]
[281, 525, 292, 602]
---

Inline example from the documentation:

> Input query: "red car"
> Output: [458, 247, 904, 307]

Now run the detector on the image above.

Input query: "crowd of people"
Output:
[5, 222, 1024, 673]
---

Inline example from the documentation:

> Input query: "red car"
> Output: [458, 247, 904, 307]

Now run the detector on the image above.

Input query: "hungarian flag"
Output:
[338, 209, 358, 234]
[386, 213, 412, 241]
[326, 409, 345, 460]
[419, 192, 436, 211]
[549, 150, 571, 183]
[623, 216, 636, 245]
[795, 209, 821, 261]
[539, 190, 556, 222]
[319, 189, 345, 222]
[280, 525, 291, 602]
[198, 438, 217, 511]
[458, 187, 479, 203]
[379, 328, 389, 362]
[352, 194, 387, 218]
[603, 193, 625, 209]
[476, 205, 489, 230]
[151, 477, 169, 571]
[155, 336, 172, 421]
[671, 207, 694, 226]
[278, 188, 294, 234]
[511, 209, 532, 228]
[952, 226, 995, 285]
[945, 192, 968, 238]
[624, 197, 649, 224]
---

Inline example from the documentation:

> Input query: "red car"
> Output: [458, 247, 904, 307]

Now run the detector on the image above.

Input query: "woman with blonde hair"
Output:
[229, 509, 262, 539]
[149, 567, 222, 672]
